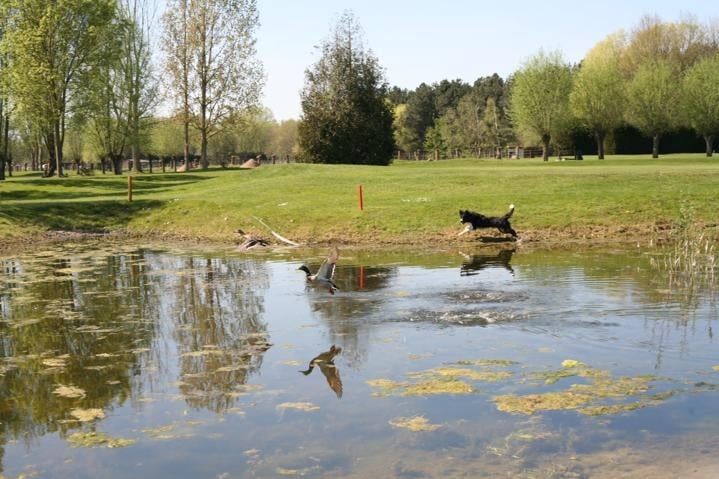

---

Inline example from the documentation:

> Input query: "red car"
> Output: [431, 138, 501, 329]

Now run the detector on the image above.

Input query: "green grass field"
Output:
[1, 154, 717, 244]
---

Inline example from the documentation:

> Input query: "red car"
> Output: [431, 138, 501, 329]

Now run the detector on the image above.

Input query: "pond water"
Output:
[0, 241, 717, 478]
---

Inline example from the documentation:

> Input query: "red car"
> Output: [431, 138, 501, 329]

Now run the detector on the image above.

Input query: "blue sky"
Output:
[157, 1, 718, 120]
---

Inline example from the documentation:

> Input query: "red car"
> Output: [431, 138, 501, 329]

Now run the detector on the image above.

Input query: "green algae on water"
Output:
[67, 431, 136, 448]
[389, 416, 441, 432]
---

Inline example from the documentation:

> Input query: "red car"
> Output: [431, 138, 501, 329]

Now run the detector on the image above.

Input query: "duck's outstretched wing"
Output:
[319, 362, 343, 399]
[317, 247, 339, 281]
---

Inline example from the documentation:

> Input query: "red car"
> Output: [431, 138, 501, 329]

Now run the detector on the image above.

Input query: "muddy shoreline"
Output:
[0, 223, 693, 254]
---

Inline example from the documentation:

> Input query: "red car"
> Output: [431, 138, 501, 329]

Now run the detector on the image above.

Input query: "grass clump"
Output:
[651, 201, 717, 295]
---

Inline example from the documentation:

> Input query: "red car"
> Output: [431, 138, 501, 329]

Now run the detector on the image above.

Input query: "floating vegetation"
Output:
[389, 416, 441, 432]
[493, 361, 666, 416]
[404, 379, 474, 396]
[276, 466, 320, 476]
[368, 359, 517, 397]
[70, 408, 105, 422]
[141, 423, 196, 440]
[276, 402, 320, 412]
[53, 385, 86, 399]
[41, 357, 69, 368]
[455, 359, 517, 367]
[181, 349, 225, 358]
[530, 360, 608, 385]
[367, 376, 473, 396]
[66, 431, 135, 448]
[411, 367, 512, 382]
[408, 353, 433, 361]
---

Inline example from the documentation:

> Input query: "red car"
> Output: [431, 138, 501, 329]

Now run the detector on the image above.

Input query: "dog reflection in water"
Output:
[459, 249, 515, 276]
[299, 345, 343, 398]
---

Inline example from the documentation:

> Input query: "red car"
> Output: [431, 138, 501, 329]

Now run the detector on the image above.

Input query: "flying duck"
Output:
[298, 247, 340, 294]
[236, 229, 270, 251]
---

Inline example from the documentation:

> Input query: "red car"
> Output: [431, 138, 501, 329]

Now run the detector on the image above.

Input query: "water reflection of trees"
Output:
[0, 247, 272, 470]
[147, 254, 270, 412]
[0, 248, 159, 473]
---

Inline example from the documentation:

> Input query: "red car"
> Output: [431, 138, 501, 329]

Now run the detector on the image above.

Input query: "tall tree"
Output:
[122, 0, 158, 172]
[681, 53, 719, 157]
[0, 17, 8, 181]
[570, 33, 627, 159]
[0, 0, 116, 177]
[622, 15, 715, 76]
[509, 50, 573, 161]
[625, 59, 680, 158]
[84, 0, 157, 175]
[298, 11, 394, 165]
[162, 0, 263, 169]
[161, 0, 191, 169]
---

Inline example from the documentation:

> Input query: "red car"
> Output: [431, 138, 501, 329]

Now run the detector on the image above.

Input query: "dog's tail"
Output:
[503, 204, 515, 219]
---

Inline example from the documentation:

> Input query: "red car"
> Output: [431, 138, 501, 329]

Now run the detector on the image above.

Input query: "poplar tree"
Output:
[162, 0, 263, 169]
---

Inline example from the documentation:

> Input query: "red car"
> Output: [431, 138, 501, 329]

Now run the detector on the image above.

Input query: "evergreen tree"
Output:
[298, 12, 394, 165]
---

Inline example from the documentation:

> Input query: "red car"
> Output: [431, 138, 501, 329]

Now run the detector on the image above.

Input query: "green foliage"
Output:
[399, 83, 436, 153]
[298, 12, 394, 165]
[423, 126, 444, 159]
[161, 0, 263, 168]
[0, 0, 117, 175]
[570, 33, 626, 157]
[681, 53, 719, 152]
[509, 50, 573, 160]
[625, 60, 680, 139]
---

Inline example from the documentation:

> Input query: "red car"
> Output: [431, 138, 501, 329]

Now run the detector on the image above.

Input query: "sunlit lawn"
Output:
[1, 153, 717, 243]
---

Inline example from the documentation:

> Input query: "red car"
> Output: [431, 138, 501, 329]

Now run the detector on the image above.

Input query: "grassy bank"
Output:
[1, 154, 717, 246]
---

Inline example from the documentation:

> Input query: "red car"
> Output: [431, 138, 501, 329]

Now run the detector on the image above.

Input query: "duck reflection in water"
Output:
[299, 345, 343, 398]
[459, 249, 515, 276]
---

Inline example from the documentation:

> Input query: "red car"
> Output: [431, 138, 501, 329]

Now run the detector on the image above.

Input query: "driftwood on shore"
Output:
[253, 217, 301, 247]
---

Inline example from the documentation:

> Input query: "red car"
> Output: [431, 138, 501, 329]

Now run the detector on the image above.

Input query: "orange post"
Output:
[359, 265, 365, 289]
[128, 176, 133, 202]
[358, 184, 364, 211]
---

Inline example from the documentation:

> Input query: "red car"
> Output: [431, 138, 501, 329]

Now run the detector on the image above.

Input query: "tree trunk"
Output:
[201, 131, 208, 168]
[594, 131, 605, 160]
[112, 154, 123, 175]
[54, 121, 63, 177]
[652, 134, 660, 158]
[704, 134, 714, 157]
[541, 134, 550, 162]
